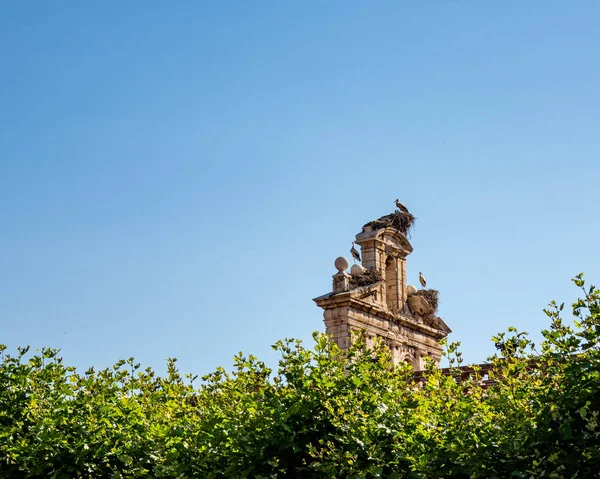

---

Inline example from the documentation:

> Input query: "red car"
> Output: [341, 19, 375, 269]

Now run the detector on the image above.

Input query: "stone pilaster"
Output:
[332, 272, 351, 293]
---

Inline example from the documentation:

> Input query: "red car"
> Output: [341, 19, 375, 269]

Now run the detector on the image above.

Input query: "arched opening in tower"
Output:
[385, 256, 398, 311]
[403, 355, 419, 371]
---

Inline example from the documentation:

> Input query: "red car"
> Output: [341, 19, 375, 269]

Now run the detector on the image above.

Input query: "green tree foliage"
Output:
[1, 275, 599, 478]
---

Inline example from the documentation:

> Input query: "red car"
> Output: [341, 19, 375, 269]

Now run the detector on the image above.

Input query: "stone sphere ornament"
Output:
[406, 284, 418, 295]
[350, 264, 365, 275]
[334, 256, 349, 273]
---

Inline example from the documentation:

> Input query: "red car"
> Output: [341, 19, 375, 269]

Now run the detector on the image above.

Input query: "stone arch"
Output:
[376, 227, 413, 254]
[400, 352, 419, 370]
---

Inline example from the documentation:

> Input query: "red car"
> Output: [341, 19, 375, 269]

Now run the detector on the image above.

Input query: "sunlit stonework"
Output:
[314, 204, 451, 370]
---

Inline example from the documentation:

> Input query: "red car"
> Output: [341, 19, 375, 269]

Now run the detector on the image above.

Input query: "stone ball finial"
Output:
[406, 284, 418, 295]
[334, 256, 349, 273]
[350, 264, 365, 276]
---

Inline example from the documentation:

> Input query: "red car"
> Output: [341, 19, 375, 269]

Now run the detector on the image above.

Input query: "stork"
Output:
[350, 242, 361, 263]
[419, 272, 427, 288]
[395, 199, 409, 213]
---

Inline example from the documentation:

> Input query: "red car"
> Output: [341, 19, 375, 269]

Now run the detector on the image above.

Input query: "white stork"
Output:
[350, 242, 361, 263]
[419, 272, 427, 288]
[395, 199, 409, 213]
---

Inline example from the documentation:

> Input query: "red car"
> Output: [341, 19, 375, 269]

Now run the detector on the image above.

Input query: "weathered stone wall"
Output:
[346, 306, 443, 367]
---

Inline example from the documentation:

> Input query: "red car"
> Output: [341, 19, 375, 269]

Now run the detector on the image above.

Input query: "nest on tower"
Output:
[413, 289, 439, 314]
[364, 210, 416, 237]
[349, 268, 383, 288]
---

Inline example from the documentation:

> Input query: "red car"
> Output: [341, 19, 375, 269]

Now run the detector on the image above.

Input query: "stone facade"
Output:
[314, 215, 451, 370]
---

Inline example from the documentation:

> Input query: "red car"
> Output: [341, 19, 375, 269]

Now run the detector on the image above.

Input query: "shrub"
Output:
[1, 275, 598, 478]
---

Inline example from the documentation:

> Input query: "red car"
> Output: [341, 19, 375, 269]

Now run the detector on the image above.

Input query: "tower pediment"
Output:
[356, 227, 413, 255]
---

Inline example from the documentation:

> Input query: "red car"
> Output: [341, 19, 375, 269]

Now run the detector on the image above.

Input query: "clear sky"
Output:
[1, 1, 599, 375]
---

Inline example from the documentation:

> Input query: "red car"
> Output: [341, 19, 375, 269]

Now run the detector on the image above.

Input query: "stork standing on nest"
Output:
[419, 272, 427, 288]
[350, 241, 361, 263]
[395, 198, 409, 213]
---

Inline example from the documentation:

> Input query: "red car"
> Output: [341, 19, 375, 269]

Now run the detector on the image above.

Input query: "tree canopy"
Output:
[1, 275, 599, 478]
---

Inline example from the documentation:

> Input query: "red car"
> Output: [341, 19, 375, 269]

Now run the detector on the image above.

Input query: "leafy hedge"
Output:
[1, 275, 599, 478]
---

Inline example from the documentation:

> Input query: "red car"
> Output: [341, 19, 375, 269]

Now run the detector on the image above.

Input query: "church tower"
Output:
[313, 205, 451, 370]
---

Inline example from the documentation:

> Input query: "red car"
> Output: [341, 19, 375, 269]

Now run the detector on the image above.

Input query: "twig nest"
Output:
[334, 256, 349, 273]
[406, 284, 418, 295]
[350, 264, 365, 275]
[348, 268, 383, 288]
[364, 210, 416, 237]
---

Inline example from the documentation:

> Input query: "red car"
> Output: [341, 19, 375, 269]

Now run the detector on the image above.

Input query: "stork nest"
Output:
[364, 210, 416, 237]
[412, 289, 439, 313]
[349, 268, 383, 288]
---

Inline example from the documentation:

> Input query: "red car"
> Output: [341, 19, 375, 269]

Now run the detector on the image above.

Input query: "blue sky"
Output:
[1, 1, 599, 375]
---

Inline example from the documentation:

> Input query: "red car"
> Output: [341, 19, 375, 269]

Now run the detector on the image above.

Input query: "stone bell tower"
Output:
[313, 207, 451, 370]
